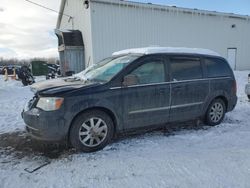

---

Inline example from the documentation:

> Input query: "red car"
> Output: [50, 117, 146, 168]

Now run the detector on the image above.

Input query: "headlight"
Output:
[36, 97, 64, 111]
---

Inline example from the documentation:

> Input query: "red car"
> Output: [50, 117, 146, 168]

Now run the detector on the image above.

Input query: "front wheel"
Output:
[205, 98, 226, 126]
[69, 110, 114, 152]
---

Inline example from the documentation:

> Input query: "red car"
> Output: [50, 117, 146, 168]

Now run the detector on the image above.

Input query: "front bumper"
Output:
[22, 108, 68, 142]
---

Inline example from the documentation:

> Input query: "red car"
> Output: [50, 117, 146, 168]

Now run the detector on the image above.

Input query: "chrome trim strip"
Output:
[171, 102, 204, 109]
[129, 106, 171, 114]
[129, 102, 203, 115]
[110, 77, 231, 90]
[110, 81, 171, 90]
[171, 77, 231, 84]
[110, 86, 122, 90]
[209, 76, 231, 80]
[172, 78, 206, 83]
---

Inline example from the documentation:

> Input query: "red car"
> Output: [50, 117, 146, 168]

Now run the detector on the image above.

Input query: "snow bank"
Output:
[0, 76, 33, 133]
[0, 76, 45, 133]
[0, 71, 250, 188]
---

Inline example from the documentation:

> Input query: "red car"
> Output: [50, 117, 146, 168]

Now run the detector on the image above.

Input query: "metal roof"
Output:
[57, 0, 250, 28]
[92, 0, 250, 19]
[112, 47, 221, 57]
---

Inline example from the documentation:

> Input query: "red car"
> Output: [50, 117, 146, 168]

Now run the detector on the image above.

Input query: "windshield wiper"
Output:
[64, 76, 83, 82]
[89, 78, 106, 83]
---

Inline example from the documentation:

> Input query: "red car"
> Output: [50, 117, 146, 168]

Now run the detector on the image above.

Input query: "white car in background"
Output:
[245, 74, 250, 99]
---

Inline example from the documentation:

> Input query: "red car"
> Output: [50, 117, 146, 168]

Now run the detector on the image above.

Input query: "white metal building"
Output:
[56, 0, 250, 74]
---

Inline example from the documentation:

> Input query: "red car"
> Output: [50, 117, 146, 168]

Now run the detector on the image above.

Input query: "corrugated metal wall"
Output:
[59, 0, 94, 69]
[58, 0, 250, 70]
[90, 0, 250, 70]
[59, 46, 85, 75]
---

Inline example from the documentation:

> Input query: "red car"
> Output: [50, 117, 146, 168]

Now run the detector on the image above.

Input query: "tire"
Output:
[205, 98, 226, 126]
[248, 95, 250, 100]
[21, 79, 28, 86]
[69, 110, 114, 152]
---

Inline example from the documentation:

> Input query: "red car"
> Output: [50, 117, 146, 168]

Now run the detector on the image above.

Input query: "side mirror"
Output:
[122, 74, 139, 87]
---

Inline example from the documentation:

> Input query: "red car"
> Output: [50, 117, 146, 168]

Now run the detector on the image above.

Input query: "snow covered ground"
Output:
[0, 72, 250, 188]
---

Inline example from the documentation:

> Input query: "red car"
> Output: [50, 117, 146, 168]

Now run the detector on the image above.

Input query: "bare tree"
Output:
[0, 57, 59, 66]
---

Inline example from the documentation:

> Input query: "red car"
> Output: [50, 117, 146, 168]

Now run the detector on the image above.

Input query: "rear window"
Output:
[205, 58, 232, 78]
[170, 58, 203, 81]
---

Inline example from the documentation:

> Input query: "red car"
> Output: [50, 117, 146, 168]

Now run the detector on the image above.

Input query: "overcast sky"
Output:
[0, 0, 61, 59]
[0, 0, 250, 59]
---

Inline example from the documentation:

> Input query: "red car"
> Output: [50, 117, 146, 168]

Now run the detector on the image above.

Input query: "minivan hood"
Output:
[31, 77, 94, 95]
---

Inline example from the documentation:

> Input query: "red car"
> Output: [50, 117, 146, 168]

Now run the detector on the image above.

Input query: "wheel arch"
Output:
[202, 94, 229, 117]
[214, 95, 228, 111]
[67, 106, 118, 141]
[204, 95, 228, 126]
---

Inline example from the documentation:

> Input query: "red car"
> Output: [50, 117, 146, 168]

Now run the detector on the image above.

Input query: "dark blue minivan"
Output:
[22, 47, 237, 152]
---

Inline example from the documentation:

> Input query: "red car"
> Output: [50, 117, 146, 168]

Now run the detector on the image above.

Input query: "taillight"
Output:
[233, 80, 237, 95]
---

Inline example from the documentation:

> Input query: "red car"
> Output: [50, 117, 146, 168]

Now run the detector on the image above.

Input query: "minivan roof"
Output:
[112, 47, 221, 57]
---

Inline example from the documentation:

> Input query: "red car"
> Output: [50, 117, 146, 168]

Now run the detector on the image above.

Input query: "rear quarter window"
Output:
[205, 58, 232, 78]
[170, 58, 203, 81]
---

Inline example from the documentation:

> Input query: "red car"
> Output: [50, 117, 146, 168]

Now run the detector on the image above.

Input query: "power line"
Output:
[24, 0, 72, 18]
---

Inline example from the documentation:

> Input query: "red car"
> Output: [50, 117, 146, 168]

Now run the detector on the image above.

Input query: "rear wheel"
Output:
[69, 110, 114, 152]
[205, 98, 226, 126]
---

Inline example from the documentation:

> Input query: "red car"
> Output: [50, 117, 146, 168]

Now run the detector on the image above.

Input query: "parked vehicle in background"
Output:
[0, 66, 4, 74]
[0, 65, 21, 75]
[46, 63, 61, 80]
[17, 65, 35, 86]
[22, 47, 237, 152]
[245, 74, 250, 99]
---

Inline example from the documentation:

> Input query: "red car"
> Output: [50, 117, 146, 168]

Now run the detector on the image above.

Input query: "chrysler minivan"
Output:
[22, 47, 237, 152]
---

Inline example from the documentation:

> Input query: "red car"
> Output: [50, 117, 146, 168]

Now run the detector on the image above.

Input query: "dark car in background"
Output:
[46, 63, 61, 79]
[0, 66, 3, 73]
[0, 65, 21, 75]
[22, 47, 237, 152]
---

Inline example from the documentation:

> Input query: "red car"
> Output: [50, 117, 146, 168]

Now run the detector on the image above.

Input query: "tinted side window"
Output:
[130, 60, 165, 84]
[205, 58, 231, 78]
[170, 58, 202, 81]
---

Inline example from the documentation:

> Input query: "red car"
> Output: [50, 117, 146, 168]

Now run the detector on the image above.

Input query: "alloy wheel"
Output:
[209, 102, 224, 123]
[78, 117, 108, 147]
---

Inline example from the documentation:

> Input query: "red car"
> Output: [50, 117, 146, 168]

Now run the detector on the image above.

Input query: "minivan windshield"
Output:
[77, 55, 140, 82]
